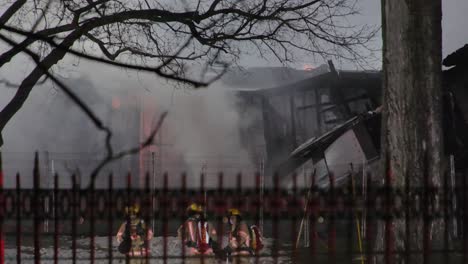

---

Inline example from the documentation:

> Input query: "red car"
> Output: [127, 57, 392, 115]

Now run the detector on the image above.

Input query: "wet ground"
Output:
[5, 228, 464, 263]
[5, 236, 292, 264]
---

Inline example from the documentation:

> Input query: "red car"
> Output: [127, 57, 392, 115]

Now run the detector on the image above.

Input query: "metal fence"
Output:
[0, 154, 466, 264]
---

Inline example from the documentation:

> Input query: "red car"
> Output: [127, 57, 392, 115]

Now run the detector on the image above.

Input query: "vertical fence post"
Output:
[163, 172, 168, 264]
[422, 152, 431, 264]
[145, 173, 151, 263]
[350, 164, 365, 264]
[309, 170, 317, 262]
[181, 173, 186, 264]
[365, 172, 374, 264]
[33, 152, 41, 264]
[260, 161, 265, 233]
[90, 180, 96, 264]
[443, 163, 450, 263]
[198, 171, 205, 264]
[16, 173, 21, 264]
[72, 174, 77, 264]
[273, 173, 279, 264]
[347, 171, 355, 262]
[405, 160, 411, 264]
[152, 152, 156, 233]
[107, 173, 113, 264]
[255, 172, 261, 264]
[44, 151, 49, 234]
[362, 158, 367, 239]
[304, 170, 310, 249]
[125, 172, 131, 264]
[291, 173, 298, 263]
[464, 168, 468, 264]
[384, 157, 395, 264]
[328, 172, 336, 264]
[54, 174, 59, 264]
[449, 155, 457, 237]
[200, 171, 206, 212]
[0, 152, 4, 264]
[234, 173, 243, 264]
[216, 172, 224, 253]
[236, 173, 242, 209]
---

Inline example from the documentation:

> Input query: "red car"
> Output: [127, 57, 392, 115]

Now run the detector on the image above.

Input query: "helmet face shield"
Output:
[227, 208, 241, 224]
[125, 204, 140, 216]
[187, 203, 203, 214]
[228, 208, 241, 217]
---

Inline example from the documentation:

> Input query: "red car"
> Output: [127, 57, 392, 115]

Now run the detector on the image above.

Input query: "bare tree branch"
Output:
[0, 79, 21, 89]
[0, 32, 168, 188]
[0, 0, 377, 169]
[0, 31, 114, 168]
[88, 111, 167, 188]
[0, 0, 27, 26]
[0, 75, 48, 88]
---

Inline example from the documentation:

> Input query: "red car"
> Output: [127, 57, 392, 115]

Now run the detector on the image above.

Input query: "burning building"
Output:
[230, 63, 381, 187]
[231, 44, 468, 189]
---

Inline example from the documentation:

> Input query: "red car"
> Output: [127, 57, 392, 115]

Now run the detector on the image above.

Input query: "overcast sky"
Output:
[0, 1, 466, 78]
[240, 0, 468, 69]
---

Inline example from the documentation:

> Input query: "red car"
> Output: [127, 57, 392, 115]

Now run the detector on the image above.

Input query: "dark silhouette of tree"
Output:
[0, 0, 376, 185]
[378, 0, 443, 263]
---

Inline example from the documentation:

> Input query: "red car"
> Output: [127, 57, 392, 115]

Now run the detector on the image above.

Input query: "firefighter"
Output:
[116, 203, 153, 258]
[177, 203, 218, 256]
[224, 208, 253, 256]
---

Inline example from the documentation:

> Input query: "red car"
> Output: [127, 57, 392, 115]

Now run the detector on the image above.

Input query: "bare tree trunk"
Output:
[379, 0, 443, 263]
[0, 0, 27, 26]
[0, 29, 83, 146]
[380, 0, 444, 263]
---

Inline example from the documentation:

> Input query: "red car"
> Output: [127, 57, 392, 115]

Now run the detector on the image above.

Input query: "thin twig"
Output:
[0, 32, 168, 188]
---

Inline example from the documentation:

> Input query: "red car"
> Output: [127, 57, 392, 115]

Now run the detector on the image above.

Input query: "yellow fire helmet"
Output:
[228, 208, 241, 217]
[125, 204, 140, 215]
[187, 203, 203, 213]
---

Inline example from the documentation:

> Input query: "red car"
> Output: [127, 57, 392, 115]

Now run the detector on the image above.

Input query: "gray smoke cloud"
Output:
[1, 0, 467, 189]
[0, 58, 257, 189]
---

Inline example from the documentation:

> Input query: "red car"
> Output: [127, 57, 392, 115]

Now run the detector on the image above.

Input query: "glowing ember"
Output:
[303, 64, 314, 71]
[112, 96, 121, 109]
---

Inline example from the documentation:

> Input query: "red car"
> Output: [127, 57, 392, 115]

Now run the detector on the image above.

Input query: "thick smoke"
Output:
[0, 59, 256, 188]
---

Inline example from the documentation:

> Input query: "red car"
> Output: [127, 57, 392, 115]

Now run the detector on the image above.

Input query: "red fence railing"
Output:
[0, 155, 466, 264]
